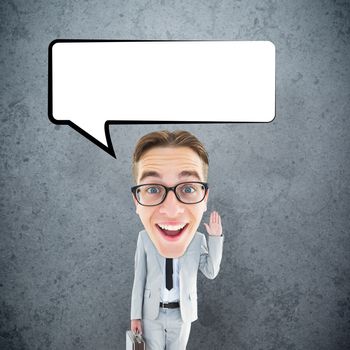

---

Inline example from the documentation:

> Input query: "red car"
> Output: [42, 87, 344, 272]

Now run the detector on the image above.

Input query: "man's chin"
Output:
[147, 229, 196, 258]
[157, 245, 187, 258]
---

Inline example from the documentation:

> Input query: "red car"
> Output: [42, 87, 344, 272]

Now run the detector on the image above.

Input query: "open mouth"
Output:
[156, 223, 189, 240]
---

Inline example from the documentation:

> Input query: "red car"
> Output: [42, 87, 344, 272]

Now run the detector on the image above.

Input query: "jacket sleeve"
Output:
[199, 234, 224, 279]
[130, 232, 147, 320]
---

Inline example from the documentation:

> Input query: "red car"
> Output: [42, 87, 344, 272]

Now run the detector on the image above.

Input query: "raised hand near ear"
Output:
[204, 211, 222, 236]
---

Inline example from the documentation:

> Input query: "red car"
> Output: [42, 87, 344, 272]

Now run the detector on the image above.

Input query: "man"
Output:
[130, 130, 224, 350]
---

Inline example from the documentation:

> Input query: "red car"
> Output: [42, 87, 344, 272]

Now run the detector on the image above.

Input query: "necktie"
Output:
[166, 258, 173, 290]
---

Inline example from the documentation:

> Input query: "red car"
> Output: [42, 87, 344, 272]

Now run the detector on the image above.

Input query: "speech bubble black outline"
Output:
[48, 39, 276, 159]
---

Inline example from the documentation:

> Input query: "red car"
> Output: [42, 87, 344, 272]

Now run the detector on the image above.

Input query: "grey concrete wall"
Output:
[1, 0, 349, 349]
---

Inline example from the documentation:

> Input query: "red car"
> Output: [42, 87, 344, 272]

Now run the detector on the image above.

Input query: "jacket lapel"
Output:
[142, 230, 164, 274]
[179, 233, 197, 278]
[155, 249, 164, 273]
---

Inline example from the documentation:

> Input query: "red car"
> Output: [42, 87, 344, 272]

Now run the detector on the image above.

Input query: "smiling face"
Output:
[133, 146, 209, 258]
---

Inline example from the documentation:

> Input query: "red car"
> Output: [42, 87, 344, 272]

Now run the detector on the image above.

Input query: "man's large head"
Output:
[131, 130, 209, 258]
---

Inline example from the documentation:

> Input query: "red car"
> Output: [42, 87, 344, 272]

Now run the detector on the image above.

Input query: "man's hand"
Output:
[204, 211, 222, 236]
[131, 319, 142, 334]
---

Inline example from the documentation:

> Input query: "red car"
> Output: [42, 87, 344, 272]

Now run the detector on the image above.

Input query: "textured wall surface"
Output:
[1, 1, 349, 349]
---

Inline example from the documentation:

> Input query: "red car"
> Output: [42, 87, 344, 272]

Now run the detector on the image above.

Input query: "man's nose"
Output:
[159, 190, 184, 216]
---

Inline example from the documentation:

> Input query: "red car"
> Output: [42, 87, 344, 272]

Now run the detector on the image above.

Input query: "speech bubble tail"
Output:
[68, 120, 116, 159]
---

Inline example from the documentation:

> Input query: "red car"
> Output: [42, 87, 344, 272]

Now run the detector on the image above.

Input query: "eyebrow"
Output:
[178, 170, 201, 180]
[139, 170, 201, 183]
[139, 171, 161, 183]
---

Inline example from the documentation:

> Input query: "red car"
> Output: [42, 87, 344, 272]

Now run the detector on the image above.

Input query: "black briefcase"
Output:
[126, 330, 145, 350]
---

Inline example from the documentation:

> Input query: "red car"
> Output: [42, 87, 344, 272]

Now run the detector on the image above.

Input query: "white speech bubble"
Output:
[48, 40, 275, 157]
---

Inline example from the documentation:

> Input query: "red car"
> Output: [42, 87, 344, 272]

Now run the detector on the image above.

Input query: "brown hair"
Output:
[132, 130, 209, 183]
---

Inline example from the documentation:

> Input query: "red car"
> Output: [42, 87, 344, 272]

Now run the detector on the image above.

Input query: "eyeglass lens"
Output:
[136, 183, 206, 205]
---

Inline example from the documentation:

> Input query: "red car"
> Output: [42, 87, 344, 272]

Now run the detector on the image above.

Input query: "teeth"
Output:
[158, 223, 186, 231]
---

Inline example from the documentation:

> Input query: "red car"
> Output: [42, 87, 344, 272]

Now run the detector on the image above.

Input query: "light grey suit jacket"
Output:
[130, 229, 224, 323]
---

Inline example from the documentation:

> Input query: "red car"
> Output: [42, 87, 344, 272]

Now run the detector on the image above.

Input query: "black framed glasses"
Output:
[131, 181, 209, 206]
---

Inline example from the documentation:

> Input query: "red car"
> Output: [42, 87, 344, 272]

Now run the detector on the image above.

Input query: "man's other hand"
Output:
[204, 211, 222, 236]
[131, 319, 142, 334]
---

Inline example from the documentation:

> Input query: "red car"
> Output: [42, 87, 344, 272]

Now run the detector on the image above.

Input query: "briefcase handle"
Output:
[133, 332, 143, 344]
